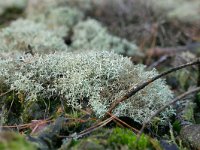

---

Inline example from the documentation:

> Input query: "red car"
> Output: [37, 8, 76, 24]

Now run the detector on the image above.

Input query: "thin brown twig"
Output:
[0, 90, 12, 97]
[61, 117, 114, 139]
[146, 42, 200, 57]
[7, 91, 15, 116]
[106, 112, 140, 133]
[62, 113, 140, 139]
[79, 117, 113, 138]
[78, 117, 113, 135]
[197, 64, 200, 87]
[106, 116, 124, 128]
[106, 58, 200, 116]
[138, 87, 200, 138]
[148, 55, 170, 69]
[0, 119, 53, 129]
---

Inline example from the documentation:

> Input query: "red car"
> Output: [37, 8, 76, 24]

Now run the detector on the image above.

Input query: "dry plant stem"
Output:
[64, 117, 114, 139]
[7, 91, 15, 116]
[106, 112, 139, 133]
[79, 117, 113, 134]
[147, 42, 200, 57]
[0, 119, 53, 129]
[138, 87, 200, 138]
[0, 90, 12, 97]
[77, 117, 113, 138]
[107, 58, 200, 115]
[148, 55, 170, 69]
[198, 64, 200, 87]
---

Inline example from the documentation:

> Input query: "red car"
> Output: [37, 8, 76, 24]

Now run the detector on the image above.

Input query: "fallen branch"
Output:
[146, 42, 200, 57]
[106, 58, 200, 116]
[138, 87, 200, 137]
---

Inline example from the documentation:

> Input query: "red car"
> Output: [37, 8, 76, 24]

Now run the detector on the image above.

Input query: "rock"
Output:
[180, 124, 200, 149]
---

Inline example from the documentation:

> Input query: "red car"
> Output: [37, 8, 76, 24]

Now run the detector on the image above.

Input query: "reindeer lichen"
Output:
[27, 5, 84, 37]
[0, 51, 173, 124]
[71, 19, 143, 56]
[62, 0, 94, 12]
[0, 19, 68, 55]
[26, 0, 93, 14]
[148, 0, 200, 23]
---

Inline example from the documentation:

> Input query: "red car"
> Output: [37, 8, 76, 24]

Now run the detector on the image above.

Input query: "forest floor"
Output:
[0, 0, 200, 150]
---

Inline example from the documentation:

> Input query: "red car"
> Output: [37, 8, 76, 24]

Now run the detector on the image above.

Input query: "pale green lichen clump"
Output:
[71, 19, 142, 56]
[0, 51, 173, 123]
[0, 19, 68, 55]
[26, 0, 93, 14]
[0, 0, 27, 15]
[148, 0, 200, 23]
[62, 0, 94, 12]
[38, 7, 83, 37]
[27, 6, 84, 37]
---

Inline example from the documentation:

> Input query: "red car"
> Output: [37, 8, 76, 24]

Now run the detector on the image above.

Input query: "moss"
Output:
[60, 127, 162, 150]
[0, 91, 23, 125]
[108, 128, 153, 150]
[182, 102, 196, 123]
[0, 132, 36, 150]
[66, 139, 104, 150]
[21, 101, 45, 123]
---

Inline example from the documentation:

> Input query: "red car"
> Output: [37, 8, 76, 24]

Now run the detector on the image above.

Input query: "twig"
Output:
[148, 55, 170, 69]
[106, 112, 139, 133]
[0, 90, 12, 97]
[106, 58, 200, 116]
[0, 119, 53, 129]
[138, 87, 200, 138]
[7, 91, 15, 116]
[198, 64, 200, 87]
[146, 42, 200, 57]
[64, 117, 114, 139]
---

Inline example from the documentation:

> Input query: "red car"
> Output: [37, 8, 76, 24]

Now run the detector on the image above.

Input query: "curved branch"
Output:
[138, 87, 200, 137]
[106, 58, 200, 115]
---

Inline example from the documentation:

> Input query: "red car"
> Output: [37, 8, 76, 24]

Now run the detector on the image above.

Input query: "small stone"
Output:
[180, 124, 200, 149]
